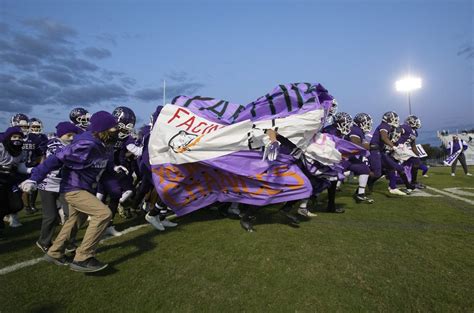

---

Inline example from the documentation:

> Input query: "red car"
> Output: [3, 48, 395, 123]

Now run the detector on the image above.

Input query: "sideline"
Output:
[426, 186, 474, 205]
[0, 224, 149, 276]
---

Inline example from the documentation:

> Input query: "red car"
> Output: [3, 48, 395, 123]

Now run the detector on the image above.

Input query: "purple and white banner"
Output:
[148, 83, 330, 216]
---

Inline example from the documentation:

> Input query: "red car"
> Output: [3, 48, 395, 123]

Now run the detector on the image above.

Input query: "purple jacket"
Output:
[398, 123, 417, 145]
[23, 133, 48, 167]
[31, 131, 116, 194]
[347, 125, 365, 141]
[370, 122, 391, 150]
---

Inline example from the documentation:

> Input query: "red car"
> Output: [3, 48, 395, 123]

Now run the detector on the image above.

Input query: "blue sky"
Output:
[0, 0, 472, 138]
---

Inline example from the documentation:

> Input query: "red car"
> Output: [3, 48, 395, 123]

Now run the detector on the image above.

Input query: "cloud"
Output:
[83, 47, 112, 59]
[0, 22, 9, 34]
[121, 77, 137, 88]
[56, 84, 128, 106]
[39, 69, 77, 86]
[134, 82, 204, 101]
[13, 33, 73, 59]
[0, 52, 41, 70]
[134, 88, 162, 101]
[96, 33, 117, 46]
[458, 45, 474, 59]
[54, 57, 98, 72]
[0, 78, 59, 112]
[0, 39, 11, 51]
[22, 18, 77, 43]
[165, 71, 191, 83]
[0, 73, 16, 83]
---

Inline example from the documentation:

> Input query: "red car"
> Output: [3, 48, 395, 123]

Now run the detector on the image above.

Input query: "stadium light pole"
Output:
[395, 76, 422, 115]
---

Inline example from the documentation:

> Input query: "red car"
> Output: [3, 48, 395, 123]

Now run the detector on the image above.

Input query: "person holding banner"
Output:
[446, 135, 472, 176]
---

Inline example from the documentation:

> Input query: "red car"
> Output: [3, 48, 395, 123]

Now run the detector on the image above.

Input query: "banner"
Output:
[149, 83, 330, 216]
[443, 149, 462, 166]
[415, 144, 428, 158]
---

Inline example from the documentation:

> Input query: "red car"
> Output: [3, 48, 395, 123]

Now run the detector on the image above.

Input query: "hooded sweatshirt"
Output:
[31, 131, 115, 194]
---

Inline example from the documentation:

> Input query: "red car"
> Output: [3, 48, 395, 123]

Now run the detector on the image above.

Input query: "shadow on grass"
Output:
[29, 304, 63, 313]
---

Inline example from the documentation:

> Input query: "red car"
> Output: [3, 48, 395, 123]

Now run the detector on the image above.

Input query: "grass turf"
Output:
[1, 166, 473, 312]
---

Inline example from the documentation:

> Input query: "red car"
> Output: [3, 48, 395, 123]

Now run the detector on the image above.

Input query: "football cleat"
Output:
[353, 193, 374, 204]
[145, 213, 165, 231]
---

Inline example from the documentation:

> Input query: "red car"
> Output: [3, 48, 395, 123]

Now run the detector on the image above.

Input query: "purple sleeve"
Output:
[349, 126, 364, 140]
[30, 154, 63, 183]
[100, 170, 121, 198]
[380, 123, 390, 134]
[55, 140, 94, 170]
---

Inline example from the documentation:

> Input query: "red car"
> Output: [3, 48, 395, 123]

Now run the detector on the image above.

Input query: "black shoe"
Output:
[240, 216, 255, 232]
[279, 210, 300, 224]
[24, 207, 35, 215]
[36, 241, 49, 253]
[353, 193, 374, 204]
[327, 206, 345, 213]
[70, 257, 108, 273]
[367, 183, 374, 194]
[43, 253, 70, 266]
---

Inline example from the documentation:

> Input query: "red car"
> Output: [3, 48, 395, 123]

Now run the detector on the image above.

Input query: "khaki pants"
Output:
[47, 190, 112, 262]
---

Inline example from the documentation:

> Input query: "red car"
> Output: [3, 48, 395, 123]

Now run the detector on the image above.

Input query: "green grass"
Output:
[1, 166, 473, 312]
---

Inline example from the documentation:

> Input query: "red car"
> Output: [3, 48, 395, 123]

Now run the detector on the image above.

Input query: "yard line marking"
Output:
[407, 189, 442, 197]
[0, 223, 151, 276]
[426, 186, 474, 205]
[443, 187, 474, 197]
[0, 258, 44, 275]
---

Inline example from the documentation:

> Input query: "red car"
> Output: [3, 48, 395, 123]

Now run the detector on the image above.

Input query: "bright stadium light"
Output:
[395, 76, 422, 115]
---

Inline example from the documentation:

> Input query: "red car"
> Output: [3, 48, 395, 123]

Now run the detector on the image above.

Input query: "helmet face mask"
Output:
[334, 112, 353, 136]
[113, 106, 136, 139]
[406, 115, 421, 129]
[70, 108, 90, 129]
[390, 127, 403, 143]
[354, 113, 373, 133]
[329, 99, 338, 116]
[382, 111, 400, 128]
[76, 113, 91, 128]
[29, 118, 43, 134]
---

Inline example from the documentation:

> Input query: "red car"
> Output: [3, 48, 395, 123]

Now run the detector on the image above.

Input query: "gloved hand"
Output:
[262, 141, 280, 162]
[96, 193, 104, 201]
[120, 190, 133, 203]
[19, 179, 37, 193]
[114, 165, 129, 175]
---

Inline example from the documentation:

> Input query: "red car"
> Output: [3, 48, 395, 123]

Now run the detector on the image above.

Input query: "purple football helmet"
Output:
[112, 106, 136, 139]
[70, 107, 91, 129]
[333, 112, 353, 136]
[382, 111, 400, 128]
[10, 113, 30, 135]
[354, 113, 373, 134]
[405, 115, 421, 129]
[390, 126, 403, 143]
[29, 117, 43, 134]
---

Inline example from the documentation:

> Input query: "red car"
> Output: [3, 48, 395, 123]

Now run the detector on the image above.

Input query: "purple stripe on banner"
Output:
[151, 151, 312, 216]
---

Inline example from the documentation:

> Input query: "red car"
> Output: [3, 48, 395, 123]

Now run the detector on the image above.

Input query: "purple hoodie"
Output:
[30, 131, 115, 194]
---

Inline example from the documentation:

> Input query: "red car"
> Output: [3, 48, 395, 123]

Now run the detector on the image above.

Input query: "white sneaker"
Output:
[104, 226, 123, 237]
[388, 188, 407, 196]
[161, 217, 178, 228]
[9, 214, 23, 227]
[451, 173, 455, 177]
[467, 173, 473, 176]
[145, 213, 165, 231]
[58, 208, 66, 225]
[227, 207, 241, 216]
[3, 215, 11, 223]
[423, 174, 429, 178]
[297, 208, 317, 217]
